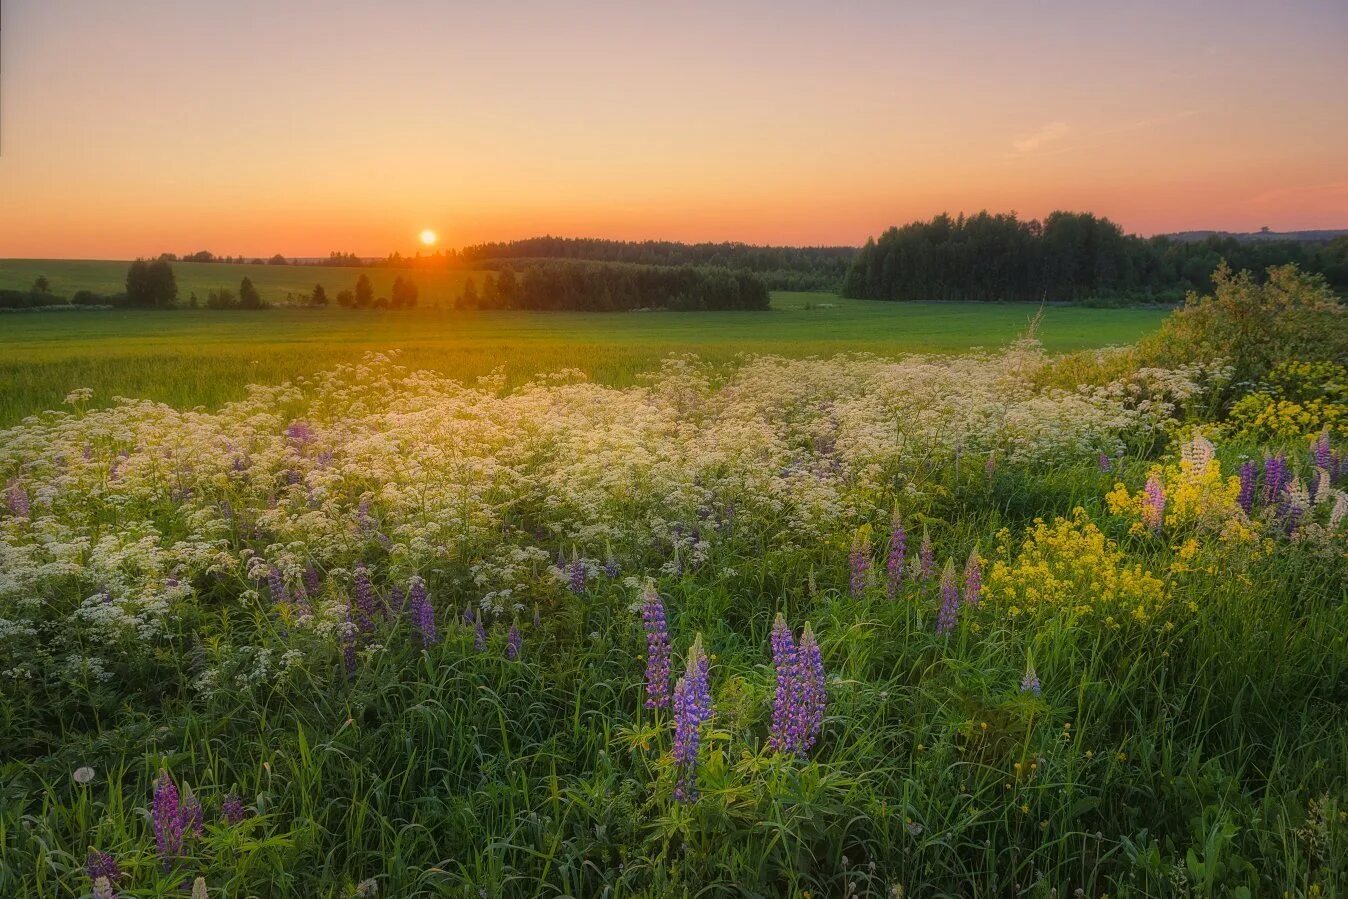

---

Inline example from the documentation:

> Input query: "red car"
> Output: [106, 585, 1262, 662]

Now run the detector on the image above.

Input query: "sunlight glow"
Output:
[419, 229, 437, 246]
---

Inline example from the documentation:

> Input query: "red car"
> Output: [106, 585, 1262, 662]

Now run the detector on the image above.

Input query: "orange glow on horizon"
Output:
[0, 2, 1344, 259]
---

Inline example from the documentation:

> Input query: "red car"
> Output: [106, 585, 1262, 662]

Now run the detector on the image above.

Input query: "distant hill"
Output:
[1162, 229, 1348, 244]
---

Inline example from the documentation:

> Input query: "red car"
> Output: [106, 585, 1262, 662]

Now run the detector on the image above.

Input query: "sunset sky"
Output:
[2, 0, 1345, 258]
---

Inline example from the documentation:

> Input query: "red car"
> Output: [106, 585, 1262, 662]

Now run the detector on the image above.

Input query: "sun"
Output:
[419, 229, 437, 246]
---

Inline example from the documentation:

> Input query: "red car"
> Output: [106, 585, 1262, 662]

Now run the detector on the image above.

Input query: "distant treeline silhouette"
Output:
[842, 211, 1348, 303]
[458, 262, 770, 312]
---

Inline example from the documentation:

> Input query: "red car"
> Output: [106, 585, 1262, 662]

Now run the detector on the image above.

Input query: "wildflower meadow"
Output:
[1, 267, 1346, 897]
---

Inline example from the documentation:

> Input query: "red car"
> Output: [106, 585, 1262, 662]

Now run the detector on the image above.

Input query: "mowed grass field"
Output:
[0, 289, 1165, 427]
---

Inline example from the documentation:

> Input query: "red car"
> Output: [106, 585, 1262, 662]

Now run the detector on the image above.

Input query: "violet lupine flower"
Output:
[569, 559, 587, 594]
[1021, 665, 1041, 696]
[640, 581, 672, 709]
[604, 557, 621, 578]
[474, 613, 488, 653]
[936, 560, 960, 636]
[1142, 472, 1166, 533]
[1098, 453, 1112, 472]
[285, 420, 314, 444]
[767, 615, 827, 758]
[152, 770, 187, 867]
[917, 531, 935, 581]
[886, 515, 907, 600]
[221, 793, 247, 825]
[92, 877, 117, 899]
[963, 550, 982, 608]
[267, 568, 289, 607]
[1312, 431, 1333, 471]
[86, 849, 122, 886]
[1262, 454, 1289, 506]
[796, 623, 826, 755]
[767, 613, 798, 754]
[1237, 460, 1258, 515]
[848, 529, 870, 598]
[5, 480, 29, 518]
[671, 636, 712, 803]
[304, 565, 321, 597]
[407, 576, 438, 647]
[463, 603, 476, 627]
[506, 624, 521, 660]
[352, 564, 379, 635]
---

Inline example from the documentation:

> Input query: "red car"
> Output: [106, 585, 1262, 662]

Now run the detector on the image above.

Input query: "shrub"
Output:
[1140, 263, 1346, 389]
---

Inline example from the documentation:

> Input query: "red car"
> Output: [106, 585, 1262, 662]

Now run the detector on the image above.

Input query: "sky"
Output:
[1, 0, 1346, 258]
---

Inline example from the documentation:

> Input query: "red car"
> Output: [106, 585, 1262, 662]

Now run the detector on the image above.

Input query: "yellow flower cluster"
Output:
[1227, 360, 1348, 441]
[986, 508, 1166, 622]
[1105, 436, 1266, 565]
[1228, 395, 1345, 441]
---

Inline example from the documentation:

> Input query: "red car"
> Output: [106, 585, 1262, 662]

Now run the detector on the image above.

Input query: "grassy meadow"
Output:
[0, 290, 1165, 426]
[1, 264, 1344, 898]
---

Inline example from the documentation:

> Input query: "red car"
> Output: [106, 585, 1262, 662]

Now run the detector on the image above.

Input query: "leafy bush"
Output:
[1140, 263, 1347, 388]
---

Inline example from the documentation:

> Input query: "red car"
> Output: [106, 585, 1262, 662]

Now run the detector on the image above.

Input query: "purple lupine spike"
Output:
[407, 576, 438, 647]
[304, 565, 321, 597]
[463, 603, 476, 626]
[984, 453, 997, 476]
[640, 581, 672, 709]
[848, 529, 870, 597]
[1098, 453, 1111, 472]
[886, 514, 907, 600]
[672, 635, 712, 802]
[963, 550, 982, 608]
[1237, 460, 1258, 515]
[1312, 431, 1332, 471]
[352, 564, 378, 634]
[918, 530, 935, 581]
[1262, 454, 1289, 506]
[286, 420, 313, 444]
[767, 613, 798, 754]
[152, 770, 186, 867]
[1021, 665, 1041, 696]
[797, 623, 826, 755]
[569, 558, 587, 594]
[221, 793, 247, 825]
[5, 480, 30, 518]
[267, 568, 288, 607]
[1142, 472, 1166, 532]
[506, 624, 521, 660]
[474, 613, 487, 653]
[604, 557, 620, 578]
[86, 849, 122, 887]
[937, 560, 960, 636]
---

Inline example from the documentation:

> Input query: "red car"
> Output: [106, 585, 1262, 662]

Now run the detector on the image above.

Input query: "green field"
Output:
[0, 289, 1164, 426]
[0, 258, 487, 307]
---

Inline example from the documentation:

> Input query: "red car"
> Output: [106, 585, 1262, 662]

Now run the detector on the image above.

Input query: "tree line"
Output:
[842, 211, 1348, 303]
[454, 262, 769, 311]
[3, 259, 768, 313]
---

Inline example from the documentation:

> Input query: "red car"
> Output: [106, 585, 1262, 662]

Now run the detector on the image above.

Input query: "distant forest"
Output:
[158, 217, 1348, 303]
[463, 262, 770, 312]
[841, 211, 1348, 303]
